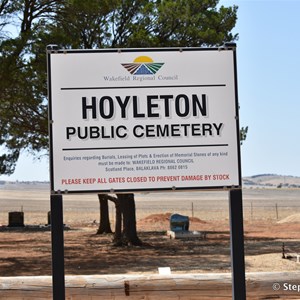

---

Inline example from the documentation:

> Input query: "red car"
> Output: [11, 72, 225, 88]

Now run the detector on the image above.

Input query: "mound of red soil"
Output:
[189, 217, 207, 224]
[142, 213, 172, 222]
[141, 213, 206, 224]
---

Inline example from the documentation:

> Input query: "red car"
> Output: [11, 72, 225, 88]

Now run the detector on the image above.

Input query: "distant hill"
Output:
[243, 174, 300, 188]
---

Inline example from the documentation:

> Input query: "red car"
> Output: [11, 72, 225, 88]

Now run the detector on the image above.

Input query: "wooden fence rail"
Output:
[0, 272, 300, 299]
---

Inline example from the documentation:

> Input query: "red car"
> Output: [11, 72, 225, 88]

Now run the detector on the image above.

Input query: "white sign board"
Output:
[48, 47, 241, 193]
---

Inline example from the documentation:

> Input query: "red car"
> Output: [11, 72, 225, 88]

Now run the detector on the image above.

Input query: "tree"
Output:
[0, 0, 61, 174]
[97, 194, 112, 234]
[0, 0, 240, 245]
[240, 126, 248, 145]
[98, 194, 141, 246]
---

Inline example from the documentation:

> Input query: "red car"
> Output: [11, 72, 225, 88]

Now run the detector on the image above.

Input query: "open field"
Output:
[1, 182, 300, 224]
[1, 183, 300, 298]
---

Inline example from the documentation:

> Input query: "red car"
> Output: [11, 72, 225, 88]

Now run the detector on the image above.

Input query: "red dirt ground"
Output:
[0, 213, 300, 276]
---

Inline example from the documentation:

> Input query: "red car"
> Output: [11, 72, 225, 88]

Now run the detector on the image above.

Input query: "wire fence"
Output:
[134, 202, 300, 222]
[1, 189, 300, 225]
[244, 203, 300, 221]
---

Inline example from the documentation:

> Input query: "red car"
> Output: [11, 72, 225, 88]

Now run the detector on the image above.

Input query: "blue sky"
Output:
[222, 0, 300, 177]
[1, 0, 300, 181]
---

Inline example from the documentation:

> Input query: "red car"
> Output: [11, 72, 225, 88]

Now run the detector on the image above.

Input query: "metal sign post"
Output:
[50, 194, 65, 299]
[229, 188, 246, 299]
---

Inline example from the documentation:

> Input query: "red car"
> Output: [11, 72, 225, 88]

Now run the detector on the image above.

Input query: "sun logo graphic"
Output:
[121, 56, 164, 75]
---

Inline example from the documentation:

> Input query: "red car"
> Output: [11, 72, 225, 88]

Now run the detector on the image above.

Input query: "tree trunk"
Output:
[97, 194, 112, 234]
[112, 197, 123, 246]
[118, 193, 142, 246]
[96, 193, 142, 246]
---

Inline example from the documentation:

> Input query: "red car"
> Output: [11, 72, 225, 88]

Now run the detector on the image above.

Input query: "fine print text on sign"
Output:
[48, 48, 241, 193]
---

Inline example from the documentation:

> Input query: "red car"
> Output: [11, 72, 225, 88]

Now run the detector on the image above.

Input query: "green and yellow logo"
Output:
[122, 56, 164, 75]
